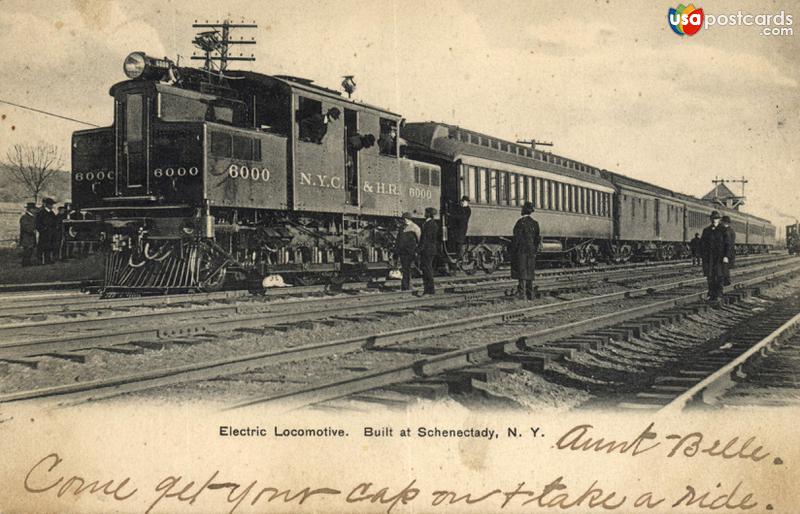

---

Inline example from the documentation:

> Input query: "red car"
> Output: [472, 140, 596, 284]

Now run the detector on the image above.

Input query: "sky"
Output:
[0, 0, 797, 226]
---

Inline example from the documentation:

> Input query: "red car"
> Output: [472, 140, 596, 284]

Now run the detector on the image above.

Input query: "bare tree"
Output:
[2, 143, 65, 203]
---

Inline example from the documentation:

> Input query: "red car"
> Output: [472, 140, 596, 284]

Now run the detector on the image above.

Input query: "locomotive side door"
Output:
[116, 92, 149, 194]
[344, 108, 359, 206]
[654, 198, 660, 237]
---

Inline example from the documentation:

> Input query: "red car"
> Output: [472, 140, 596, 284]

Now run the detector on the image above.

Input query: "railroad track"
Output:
[0, 260, 720, 362]
[0, 256, 723, 324]
[0, 254, 795, 406]
[0, 253, 781, 321]
[0, 253, 779, 317]
[233, 260, 800, 412]
[645, 294, 800, 411]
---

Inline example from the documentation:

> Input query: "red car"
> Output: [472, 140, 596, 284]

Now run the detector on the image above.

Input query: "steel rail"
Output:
[1, 258, 796, 405]
[0, 254, 715, 315]
[658, 310, 800, 413]
[0, 257, 727, 340]
[0, 252, 779, 308]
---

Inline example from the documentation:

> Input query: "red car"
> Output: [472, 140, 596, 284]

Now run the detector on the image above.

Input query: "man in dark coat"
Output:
[510, 201, 541, 300]
[689, 233, 701, 267]
[721, 215, 736, 271]
[394, 212, 420, 291]
[19, 202, 37, 266]
[448, 196, 471, 259]
[700, 210, 733, 305]
[418, 207, 439, 295]
[35, 197, 59, 264]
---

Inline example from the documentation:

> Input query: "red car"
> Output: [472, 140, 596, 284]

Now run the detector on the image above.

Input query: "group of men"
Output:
[394, 206, 440, 295]
[18, 197, 66, 266]
[392, 196, 541, 300]
[393, 202, 736, 305]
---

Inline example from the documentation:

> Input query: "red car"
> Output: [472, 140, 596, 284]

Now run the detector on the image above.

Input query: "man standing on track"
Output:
[448, 196, 471, 260]
[418, 207, 439, 295]
[510, 201, 541, 300]
[394, 212, 420, 291]
[720, 215, 737, 286]
[690, 232, 702, 267]
[700, 210, 732, 306]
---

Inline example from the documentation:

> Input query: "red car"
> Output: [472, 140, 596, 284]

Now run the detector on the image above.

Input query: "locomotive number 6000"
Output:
[228, 164, 271, 182]
[408, 187, 432, 199]
[153, 167, 200, 178]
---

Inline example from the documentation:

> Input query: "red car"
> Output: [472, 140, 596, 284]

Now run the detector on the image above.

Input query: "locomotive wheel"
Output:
[619, 245, 632, 263]
[478, 248, 498, 274]
[458, 253, 478, 275]
[573, 247, 588, 266]
[197, 256, 228, 292]
[194, 243, 229, 292]
[586, 245, 598, 265]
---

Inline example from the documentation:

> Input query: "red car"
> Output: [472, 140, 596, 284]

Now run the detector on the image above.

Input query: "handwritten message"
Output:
[18, 422, 786, 513]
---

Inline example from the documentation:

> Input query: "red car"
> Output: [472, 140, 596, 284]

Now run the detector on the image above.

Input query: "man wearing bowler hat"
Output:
[418, 207, 439, 295]
[394, 212, 420, 291]
[18, 202, 37, 266]
[510, 201, 541, 300]
[700, 210, 733, 305]
[35, 197, 59, 264]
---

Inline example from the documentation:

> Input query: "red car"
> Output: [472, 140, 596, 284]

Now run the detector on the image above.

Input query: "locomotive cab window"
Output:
[378, 118, 398, 157]
[297, 97, 324, 143]
[159, 91, 242, 124]
[211, 132, 232, 158]
[210, 132, 262, 161]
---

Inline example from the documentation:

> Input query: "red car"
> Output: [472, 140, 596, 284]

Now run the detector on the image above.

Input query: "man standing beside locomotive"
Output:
[394, 212, 420, 291]
[35, 198, 59, 265]
[448, 196, 471, 260]
[418, 207, 439, 295]
[700, 210, 733, 306]
[18, 202, 37, 267]
[510, 201, 541, 300]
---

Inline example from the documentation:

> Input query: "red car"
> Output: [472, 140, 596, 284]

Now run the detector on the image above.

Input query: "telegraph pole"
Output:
[191, 19, 257, 73]
[711, 176, 748, 208]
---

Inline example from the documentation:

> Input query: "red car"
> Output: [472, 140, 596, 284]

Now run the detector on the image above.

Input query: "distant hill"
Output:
[0, 169, 71, 204]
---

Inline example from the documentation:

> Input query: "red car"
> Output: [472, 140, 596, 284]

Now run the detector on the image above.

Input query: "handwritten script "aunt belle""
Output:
[21, 422, 778, 513]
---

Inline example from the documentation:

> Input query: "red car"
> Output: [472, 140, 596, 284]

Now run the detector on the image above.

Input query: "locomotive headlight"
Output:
[123, 52, 173, 80]
[123, 52, 147, 79]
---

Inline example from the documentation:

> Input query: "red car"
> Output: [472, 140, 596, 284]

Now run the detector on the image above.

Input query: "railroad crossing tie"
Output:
[387, 381, 450, 400]
[444, 368, 504, 393]
[592, 328, 634, 342]
[560, 338, 605, 350]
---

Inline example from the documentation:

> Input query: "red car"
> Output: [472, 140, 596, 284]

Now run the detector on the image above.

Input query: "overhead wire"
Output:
[0, 99, 100, 127]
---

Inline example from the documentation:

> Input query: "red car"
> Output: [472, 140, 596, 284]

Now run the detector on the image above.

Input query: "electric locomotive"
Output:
[67, 52, 441, 293]
[788, 223, 800, 255]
